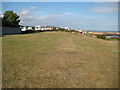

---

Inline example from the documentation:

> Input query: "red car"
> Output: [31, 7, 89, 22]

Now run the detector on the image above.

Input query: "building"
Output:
[27, 26, 32, 30]
[37, 26, 54, 31]
[35, 26, 41, 31]
[44, 26, 54, 30]
[20, 26, 34, 32]
[20, 25, 59, 32]
[20, 26, 27, 31]
[64, 27, 70, 30]
[77, 30, 83, 32]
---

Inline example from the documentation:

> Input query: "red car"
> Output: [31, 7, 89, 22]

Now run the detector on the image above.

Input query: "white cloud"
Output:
[62, 12, 74, 15]
[34, 11, 43, 14]
[37, 15, 49, 19]
[20, 6, 37, 15]
[21, 10, 30, 14]
[20, 12, 74, 23]
[19, 8, 117, 30]
[19, 12, 67, 26]
[92, 7, 118, 14]
[18, 6, 117, 31]
[29, 6, 37, 10]
[19, 11, 117, 31]
[53, 12, 74, 17]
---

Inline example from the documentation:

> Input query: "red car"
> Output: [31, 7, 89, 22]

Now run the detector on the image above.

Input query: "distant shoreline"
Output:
[86, 31, 119, 33]
[86, 31, 120, 38]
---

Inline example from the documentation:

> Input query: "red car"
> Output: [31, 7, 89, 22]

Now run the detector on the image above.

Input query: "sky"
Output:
[2, 2, 118, 31]
[2, 0, 120, 2]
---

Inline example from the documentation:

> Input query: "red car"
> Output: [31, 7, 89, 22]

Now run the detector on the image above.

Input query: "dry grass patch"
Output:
[2, 31, 118, 88]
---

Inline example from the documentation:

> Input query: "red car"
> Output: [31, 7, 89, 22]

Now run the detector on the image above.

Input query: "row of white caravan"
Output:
[20, 26, 71, 32]
[20, 26, 54, 31]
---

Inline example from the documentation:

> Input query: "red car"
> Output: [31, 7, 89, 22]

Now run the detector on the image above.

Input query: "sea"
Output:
[107, 35, 120, 38]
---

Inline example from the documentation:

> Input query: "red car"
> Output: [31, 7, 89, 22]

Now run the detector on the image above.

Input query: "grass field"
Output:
[2, 31, 118, 88]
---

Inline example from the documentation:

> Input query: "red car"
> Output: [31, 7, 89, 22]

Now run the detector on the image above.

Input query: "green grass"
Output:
[2, 31, 118, 88]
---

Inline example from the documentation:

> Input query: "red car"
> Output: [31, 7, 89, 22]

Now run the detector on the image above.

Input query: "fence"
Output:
[2, 27, 22, 35]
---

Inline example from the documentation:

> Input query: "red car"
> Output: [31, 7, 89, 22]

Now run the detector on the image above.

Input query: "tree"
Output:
[0, 17, 2, 27]
[96, 35, 106, 39]
[32, 27, 35, 30]
[2, 11, 20, 27]
[26, 26, 28, 30]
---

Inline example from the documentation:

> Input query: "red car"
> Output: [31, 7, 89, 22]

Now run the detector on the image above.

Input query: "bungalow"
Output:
[64, 27, 70, 30]
[20, 25, 59, 32]
[84, 30, 87, 34]
[40, 26, 54, 31]
[44, 26, 54, 30]
[56, 27, 59, 29]
[20, 26, 34, 32]
[27, 26, 32, 30]
[35, 26, 41, 31]
[77, 30, 83, 32]
[20, 26, 27, 31]
[76, 29, 87, 35]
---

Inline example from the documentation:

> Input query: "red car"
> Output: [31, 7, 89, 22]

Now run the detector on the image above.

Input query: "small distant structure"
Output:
[44, 26, 54, 30]
[76, 29, 87, 35]
[37, 26, 54, 31]
[35, 26, 41, 30]
[84, 30, 87, 34]
[20, 26, 33, 31]
[77, 29, 82, 32]
[20, 26, 27, 31]
[20, 25, 69, 33]
[27, 26, 32, 30]
[64, 27, 70, 30]
[20, 26, 34, 33]
[35, 26, 41, 31]
[56, 27, 59, 30]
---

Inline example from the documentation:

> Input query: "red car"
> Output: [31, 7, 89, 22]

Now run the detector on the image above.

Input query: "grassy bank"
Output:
[2, 31, 118, 88]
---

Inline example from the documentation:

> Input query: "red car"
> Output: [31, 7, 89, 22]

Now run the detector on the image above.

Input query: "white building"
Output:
[45, 27, 52, 30]
[56, 28, 59, 29]
[20, 26, 33, 31]
[77, 29, 83, 32]
[43, 26, 53, 30]
[35, 26, 41, 31]
[41, 27, 44, 31]
[64, 27, 70, 30]
[27, 26, 32, 30]
[21, 26, 27, 31]
[84, 30, 87, 34]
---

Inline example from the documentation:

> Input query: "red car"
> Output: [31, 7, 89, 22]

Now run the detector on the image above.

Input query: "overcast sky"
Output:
[2, 2, 118, 31]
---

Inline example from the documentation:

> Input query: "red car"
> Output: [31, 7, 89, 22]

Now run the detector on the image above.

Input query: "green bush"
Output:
[106, 37, 120, 41]
[96, 35, 106, 39]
